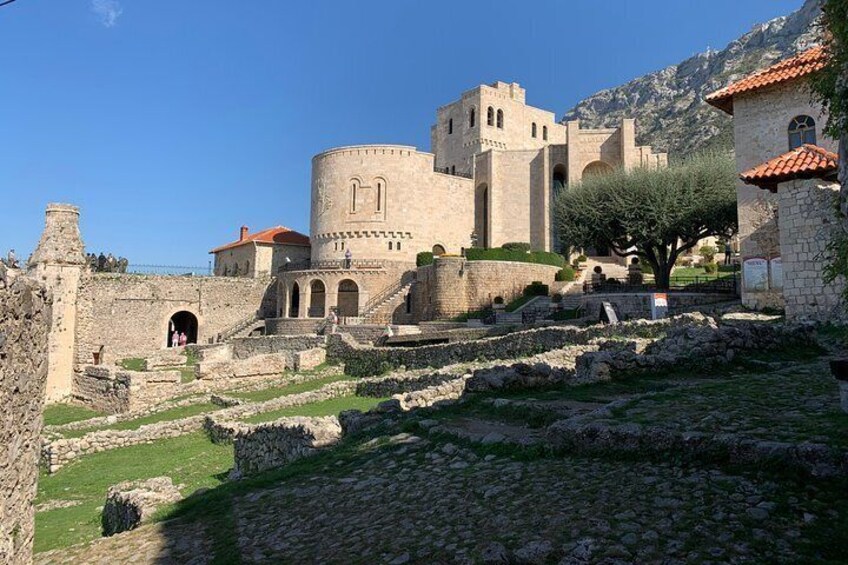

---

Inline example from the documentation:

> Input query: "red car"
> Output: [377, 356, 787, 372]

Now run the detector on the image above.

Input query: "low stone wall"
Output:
[72, 366, 181, 414]
[291, 348, 326, 371]
[139, 348, 187, 370]
[329, 314, 711, 377]
[101, 477, 182, 536]
[546, 420, 848, 479]
[229, 335, 325, 360]
[232, 416, 342, 478]
[193, 344, 233, 363]
[195, 352, 288, 381]
[579, 293, 738, 322]
[264, 318, 322, 336]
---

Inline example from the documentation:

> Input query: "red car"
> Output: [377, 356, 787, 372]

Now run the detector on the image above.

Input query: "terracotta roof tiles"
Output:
[739, 144, 839, 191]
[210, 226, 310, 253]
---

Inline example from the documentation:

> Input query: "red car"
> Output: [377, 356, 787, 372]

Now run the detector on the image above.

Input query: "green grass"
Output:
[119, 358, 145, 371]
[63, 403, 220, 438]
[43, 404, 103, 427]
[505, 294, 535, 312]
[34, 431, 233, 553]
[242, 396, 388, 424]
[228, 374, 353, 403]
[669, 265, 735, 284]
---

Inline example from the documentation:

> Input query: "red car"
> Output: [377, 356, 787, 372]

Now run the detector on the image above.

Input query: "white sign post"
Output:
[650, 293, 668, 320]
[743, 258, 769, 292]
[770, 257, 783, 290]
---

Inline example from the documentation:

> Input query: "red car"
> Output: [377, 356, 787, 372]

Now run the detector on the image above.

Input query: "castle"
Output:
[273, 81, 667, 325]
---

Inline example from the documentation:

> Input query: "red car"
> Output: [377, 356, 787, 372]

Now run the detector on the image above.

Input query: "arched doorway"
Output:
[552, 164, 567, 252]
[337, 279, 359, 318]
[167, 311, 198, 347]
[582, 160, 613, 178]
[289, 283, 300, 318]
[432, 244, 446, 256]
[475, 183, 489, 248]
[308, 280, 326, 318]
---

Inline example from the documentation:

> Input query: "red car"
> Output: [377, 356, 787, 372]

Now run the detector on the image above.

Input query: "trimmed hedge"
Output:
[465, 248, 564, 267]
[416, 252, 434, 267]
[501, 242, 531, 253]
[524, 281, 549, 297]
[555, 266, 576, 282]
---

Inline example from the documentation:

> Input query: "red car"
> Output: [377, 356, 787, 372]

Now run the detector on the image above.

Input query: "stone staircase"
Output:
[360, 282, 414, 325]
[216, 313, 262, 342]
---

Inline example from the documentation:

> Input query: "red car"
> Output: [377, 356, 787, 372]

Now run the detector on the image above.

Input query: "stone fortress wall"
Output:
[0, 274, 51, 564]
[731, 80, 837, 310]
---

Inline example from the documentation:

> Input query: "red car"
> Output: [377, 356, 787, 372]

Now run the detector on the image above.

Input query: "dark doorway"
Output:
[290, 283, 300, 318]
[167, 311, 198, 347]
[337, 279, 359, 317]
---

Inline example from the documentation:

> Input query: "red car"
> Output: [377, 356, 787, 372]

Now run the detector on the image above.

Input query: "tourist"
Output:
[344, 248, 352, 269]
[724, 242, 733, 266]
[6, 248, 17, 269]
[179, 331, 188, 347]
[171, 330, 179, 348]
[591, 265, 604, 290]
[329, 309, 338, 334]
[627, 257, 644, 285]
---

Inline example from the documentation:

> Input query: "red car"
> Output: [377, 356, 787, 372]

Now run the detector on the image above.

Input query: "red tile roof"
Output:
[210, 226, 310, 253]
[706, 46, 827, 114]
[739, 144, 839, 191]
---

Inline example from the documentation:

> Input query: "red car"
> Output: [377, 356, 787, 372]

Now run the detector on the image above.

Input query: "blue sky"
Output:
[0, 0, 803, 266]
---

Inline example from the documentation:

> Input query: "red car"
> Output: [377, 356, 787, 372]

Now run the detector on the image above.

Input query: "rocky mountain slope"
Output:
[562, 0, 823, 158]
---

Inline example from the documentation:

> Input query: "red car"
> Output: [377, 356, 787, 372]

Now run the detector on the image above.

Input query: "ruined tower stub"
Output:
[28, 203, 86, 401]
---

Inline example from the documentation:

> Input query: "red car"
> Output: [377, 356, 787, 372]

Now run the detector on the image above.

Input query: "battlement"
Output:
[312, 144, 427, 162]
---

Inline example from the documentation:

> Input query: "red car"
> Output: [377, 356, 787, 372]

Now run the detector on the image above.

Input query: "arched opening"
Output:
[289, 282, 300, 318]
[432, 244, 446, 256]
[405, 293, 412, 314]
[531, 123, 537, 138]
[448, 118, 453, 134]
[308, 280, 326, 318]
[582, 160, 614, 179]
[337, 279, 359, 318]
[552, 164, 567, 252]
[350, 179, 359, 212]
[496, 109, 504, 129]
[469, 107, 476, 128]
[487, 106, 494, 126]
[475, 184, 489, 248]
[542, 125, 548, 140]
[167, 311, 198, 347]
[788, 115, 816, 149]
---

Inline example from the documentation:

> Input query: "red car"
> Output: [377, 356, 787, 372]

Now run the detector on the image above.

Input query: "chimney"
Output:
[239, 225, 249, 241]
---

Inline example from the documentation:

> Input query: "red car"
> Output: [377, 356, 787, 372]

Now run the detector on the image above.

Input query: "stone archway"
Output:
[289, 283, 301, 318]
[337, 279, 359, 318]
[432, 244, 446, 256]
[308, 280, 326, 318]
[167, 311, 198, 347]
[582, 160, 614, 179]
[475, 183, 489, 248]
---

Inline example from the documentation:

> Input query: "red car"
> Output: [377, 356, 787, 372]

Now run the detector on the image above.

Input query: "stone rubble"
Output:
[101, 477, 183, 537]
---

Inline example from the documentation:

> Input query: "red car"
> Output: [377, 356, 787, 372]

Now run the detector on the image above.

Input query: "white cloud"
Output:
[91, 0, 122, 28]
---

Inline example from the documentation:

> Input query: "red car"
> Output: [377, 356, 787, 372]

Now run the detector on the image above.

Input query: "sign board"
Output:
[743, 258, 769, 292]
[650, 293, 668, 320]
[599, 301, 619, 325]
[770, 257, 783, 290]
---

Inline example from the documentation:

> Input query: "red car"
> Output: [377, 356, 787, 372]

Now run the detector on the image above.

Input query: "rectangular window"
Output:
[377, 183, 382, 211]
[397, 241, 402, 251]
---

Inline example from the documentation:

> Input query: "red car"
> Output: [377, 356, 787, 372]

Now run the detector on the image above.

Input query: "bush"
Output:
[555, 265, 576, 282]
[640, 261, 654, 275]
[464, 248, 564, 267]
[699, 245, 718, 264]
[704, 262, 718, 274]
[576, 254, 588, 263]
[416, 252, 434, 267]
[493, 296, 504, 305]
[524, 281, 549, 297]
[501, 242, 531, 253]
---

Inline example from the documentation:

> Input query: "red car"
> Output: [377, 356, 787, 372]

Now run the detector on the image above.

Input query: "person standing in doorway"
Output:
[344, 248, 352, 269]
[179, 331, 188, 347]
[724, 242, 733, 266]
[171, 329, 180, 348]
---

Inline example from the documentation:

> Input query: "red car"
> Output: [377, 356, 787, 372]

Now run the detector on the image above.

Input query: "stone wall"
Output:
[0, 276, 51, 564]
[195, 353, 288, 381]
[74, 273, 275, 365]
[232, 416, 342, 478]
[777, 179, 846, 322]
[72, 366, 181, 414]
[329, 313, 712, 377]
[229, 335, 325, 360]
[264, 318, 322, 335]
[579, 293, 739, 322]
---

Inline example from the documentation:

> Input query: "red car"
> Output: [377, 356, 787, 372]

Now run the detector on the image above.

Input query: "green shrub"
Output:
[640, 261, 654, 275]
[465, 248, 564, 267]
[555, 265, 576, 282]
[524, 281, 549, 297]
[416, 252, 434, 267]
[501, 242, 531, 253]
[704, 262, 718, 274]
[576, 254, 588, 263]
[699, 245, 718, 264]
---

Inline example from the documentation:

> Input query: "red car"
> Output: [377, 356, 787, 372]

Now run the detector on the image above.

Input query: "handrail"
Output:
[216, 312, 261, 342]
[361, 272, 416, 319]
[279, 259, 385, 273]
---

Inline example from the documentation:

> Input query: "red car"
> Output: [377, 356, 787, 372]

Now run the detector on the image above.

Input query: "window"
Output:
[376, 181, 382, 212]
[397, 241, 402, 251]
[487, 106, 494, 126]
[448, 118, 453, 135]
[542, 125, 548, 141]
[351, 180, 359, 212]
[531, 123, 537, 138]
[341, 241, 345, 251]
[388, 241, 393, 250]
[451, 165, 455, 175]
[788, 115, 816, 149]
[469, 107, 475, 128]
[497, 109, 503, 129]
[334, 242, 338, 251]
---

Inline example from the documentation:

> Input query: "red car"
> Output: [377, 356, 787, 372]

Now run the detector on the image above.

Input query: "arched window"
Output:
[497, 109, 503, 129]
[397, 241, 402, 251]
[350, 179, 359, 212]
[432, 244, 446, 256]
[375, 179, 385, 212]
[531, 123, 537, 138]
[388, 241, 393, 250]
[487, 106, 494, 126]
[448, 118, 453, 135]
[788, 115, 816, 149]
[542, 125, 548, 141]
[469, 107, 476, 128]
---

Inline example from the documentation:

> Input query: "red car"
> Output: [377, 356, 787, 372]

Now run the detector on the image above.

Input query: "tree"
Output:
[554, 151, 738, 289]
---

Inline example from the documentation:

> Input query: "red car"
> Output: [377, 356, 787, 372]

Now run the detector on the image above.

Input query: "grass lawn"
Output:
[669, 265, 735, 284]
[62, 403, 221, 438]
[243, 396, 388, 424]
[34, 432, 232, 553]
[118, 358, 145, 371]
[228, 374, 353, 403]
[43, 404, 103, 427]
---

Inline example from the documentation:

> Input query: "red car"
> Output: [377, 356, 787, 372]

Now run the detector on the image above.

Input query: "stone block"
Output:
[290, 347, 326, 371]
[102, 477, 182, 536]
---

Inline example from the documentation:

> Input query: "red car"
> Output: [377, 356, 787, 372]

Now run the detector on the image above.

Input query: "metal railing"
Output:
[583, 273, 738, 295]
[433, 166, 473, 179]
[125, 264, 212, 276]
[360, 272, 416, 320]
[216, 312, 261, 343]
[278, 259, 385, 272]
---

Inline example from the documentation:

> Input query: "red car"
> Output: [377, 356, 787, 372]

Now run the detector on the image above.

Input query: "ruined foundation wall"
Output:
[0, 276, 51, 564]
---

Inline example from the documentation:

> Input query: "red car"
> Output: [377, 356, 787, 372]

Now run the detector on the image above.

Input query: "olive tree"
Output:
[554, 151, 738, 289]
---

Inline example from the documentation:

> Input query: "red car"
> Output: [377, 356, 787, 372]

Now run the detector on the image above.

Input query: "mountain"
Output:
[561, 0, 823, 158]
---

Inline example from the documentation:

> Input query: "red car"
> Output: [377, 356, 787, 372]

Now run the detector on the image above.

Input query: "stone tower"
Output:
[28, 203, 86, 401]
